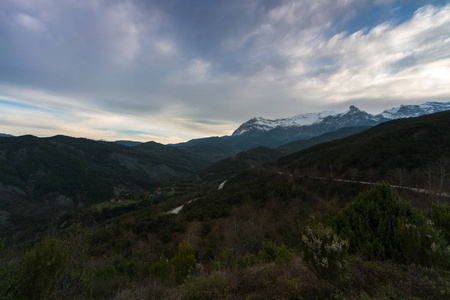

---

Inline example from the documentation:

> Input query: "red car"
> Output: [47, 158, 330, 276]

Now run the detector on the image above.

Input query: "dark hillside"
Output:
[0, 135, 213, 201]
[1, 112, 450, 300]
[0, 135, 214, 242]
[1, 128, 449, 299]
[276, 126, 369, 154]
[278, 111, 450, 191]
[197, 127, 368, 180]
[198, 146, 283, 180]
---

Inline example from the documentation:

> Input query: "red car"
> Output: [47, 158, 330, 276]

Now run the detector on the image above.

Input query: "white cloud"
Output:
[263, 3, 450, 110]
[15, 13, 47, 31]
[187, 59, 211, 80]
[0, 1, 449, 142]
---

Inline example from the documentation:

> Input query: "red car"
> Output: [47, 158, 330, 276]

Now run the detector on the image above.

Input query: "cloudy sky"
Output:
[1, 0, 449, 143]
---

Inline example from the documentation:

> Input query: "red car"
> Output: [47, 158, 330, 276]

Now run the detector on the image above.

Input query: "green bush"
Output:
[150, 258, 172, 280]
[18, 224, 92, 299]
[259, 241, 294, 265]
[170, 243, 196, 283]
[212, 248, 235, 271]
[300, 222, 348, 276]
[333, 184, 449, 268]
[396, 218, 449, 268]
[20, 239, 69, 298]
[427, 203, 450, 241]
[236, 253, 258, 268]
[274, 244, 295, 265]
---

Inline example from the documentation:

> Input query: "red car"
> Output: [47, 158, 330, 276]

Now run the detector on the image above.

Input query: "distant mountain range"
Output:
[174, 101, 450, 152]
[1, 101, 449, 202]
[233, 102, 450, 136]
[0, 133, 14, 137]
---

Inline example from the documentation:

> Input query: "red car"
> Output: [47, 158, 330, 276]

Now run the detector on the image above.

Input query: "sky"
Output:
[0, 0, 449, 143]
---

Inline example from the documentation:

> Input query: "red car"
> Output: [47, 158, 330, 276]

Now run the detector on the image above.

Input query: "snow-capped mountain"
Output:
[380, 102, 450, 119]
[175, 101, 450, 153]
[232, 105, 386, 136]
[233, 102, 450, 137]
[232, 111, 336, 136]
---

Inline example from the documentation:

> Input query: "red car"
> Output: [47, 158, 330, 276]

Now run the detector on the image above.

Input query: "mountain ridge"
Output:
[175, 101, 450, 152]
[232, 101, 450, 136]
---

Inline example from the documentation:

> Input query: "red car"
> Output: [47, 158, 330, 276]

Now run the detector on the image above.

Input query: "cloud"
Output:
[15, 13, 47, 31]
[0, 1, 449, 142]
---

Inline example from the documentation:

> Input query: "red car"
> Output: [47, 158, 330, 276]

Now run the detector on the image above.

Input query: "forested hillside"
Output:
[1, 112, 449, 299]
[278, 111, 450, 194]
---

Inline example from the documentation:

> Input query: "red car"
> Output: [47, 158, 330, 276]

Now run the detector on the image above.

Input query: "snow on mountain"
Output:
[233, 101, 450, 136]
[381, 102, 450, 119]
[232, 111, 336, 136]
[321, 105, 387, 127]
[232, 105, 373, 136]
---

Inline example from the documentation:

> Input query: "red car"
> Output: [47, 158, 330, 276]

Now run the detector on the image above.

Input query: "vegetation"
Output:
[1, 112, 449, 299]
[1, 176, 449, 299]
[278, 111, 450, 190]
[333, 184, 449, 267]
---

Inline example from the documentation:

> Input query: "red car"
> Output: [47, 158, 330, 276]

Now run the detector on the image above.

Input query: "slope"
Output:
[276, 126, 370, 154]
[0, 135, 212, 204]
[277, 111, 450, 190]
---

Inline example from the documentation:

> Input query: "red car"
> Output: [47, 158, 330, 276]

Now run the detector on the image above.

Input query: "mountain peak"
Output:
[343, 105, 363, 115]
[381, 101, 450, 119]
[232, 111, 337, 136]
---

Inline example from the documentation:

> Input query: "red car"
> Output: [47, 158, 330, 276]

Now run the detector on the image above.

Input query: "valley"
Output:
[0, 104, 449, 299]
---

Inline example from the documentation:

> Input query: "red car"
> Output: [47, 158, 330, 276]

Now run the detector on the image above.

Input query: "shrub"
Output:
[334, 184, 413, 259]
[274, 244, 295, 265]
[333, 183, 449, 268]
[149, 258, 172, 280]
[170, 243, 196, 283]
[18, 224, 92, 299]
[259, 241, 294, 265]
[236, 253, 258, 268]
[427, 203, 450, 241]
[300, 222, 348, 277]
[396, 218, 449, 268]
[212, 248, 235, 271]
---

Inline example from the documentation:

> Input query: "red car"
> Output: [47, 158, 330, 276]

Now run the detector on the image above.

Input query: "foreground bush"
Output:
[19, 224, 92, 299]
[170, 243, 196, 284]
[300, 222, 348, 277]
[333, 183, 449, 268]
